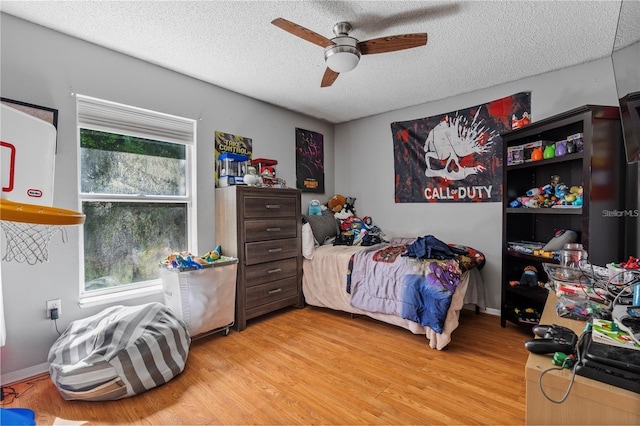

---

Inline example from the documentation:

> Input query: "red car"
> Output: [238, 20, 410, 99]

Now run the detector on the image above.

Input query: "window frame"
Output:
[76, 95, 198, 307]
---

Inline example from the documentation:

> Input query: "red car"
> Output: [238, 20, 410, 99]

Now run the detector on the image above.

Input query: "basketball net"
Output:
[0, 220, 66, 265]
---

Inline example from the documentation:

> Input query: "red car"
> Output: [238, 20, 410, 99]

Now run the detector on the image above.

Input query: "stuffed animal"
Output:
[308, 200, 322, 215]
[333, 196, 358, 219]
[519, 265, 539, 287]
[327, 194, 346, 213]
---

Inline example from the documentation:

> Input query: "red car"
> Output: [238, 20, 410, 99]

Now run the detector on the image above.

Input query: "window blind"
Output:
[76, 95, 195, 145]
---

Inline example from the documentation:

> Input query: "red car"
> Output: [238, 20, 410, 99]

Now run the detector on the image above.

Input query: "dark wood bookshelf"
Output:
[500, 105, 625, 328]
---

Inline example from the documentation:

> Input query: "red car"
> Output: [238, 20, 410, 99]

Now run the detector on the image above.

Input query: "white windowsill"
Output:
[78, 283, 164, 308]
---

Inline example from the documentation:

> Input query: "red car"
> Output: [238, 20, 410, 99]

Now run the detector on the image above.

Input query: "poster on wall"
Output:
[214, 131, 252, 186]
[391, 92, 531, 203]
[295, 127, 325, 193]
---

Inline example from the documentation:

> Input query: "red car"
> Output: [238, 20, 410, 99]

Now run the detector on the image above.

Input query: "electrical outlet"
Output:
[46, 299, 61, 319]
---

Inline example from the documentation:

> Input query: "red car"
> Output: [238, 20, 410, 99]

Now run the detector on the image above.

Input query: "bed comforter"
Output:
[302, 240, 486, 349]
[348, 242, 467, 334]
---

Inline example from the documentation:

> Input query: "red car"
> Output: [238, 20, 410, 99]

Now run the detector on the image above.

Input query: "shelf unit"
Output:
[501, 105, 625, 328]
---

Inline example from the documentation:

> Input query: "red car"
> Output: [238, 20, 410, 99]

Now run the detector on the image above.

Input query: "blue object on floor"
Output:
[0, 408, 36, 425]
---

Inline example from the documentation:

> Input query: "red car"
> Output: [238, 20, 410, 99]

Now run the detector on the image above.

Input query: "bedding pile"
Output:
[347, 236, 484, 333]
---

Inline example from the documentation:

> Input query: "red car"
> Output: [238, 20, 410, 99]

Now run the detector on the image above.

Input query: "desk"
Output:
[526, 293, 640, 425]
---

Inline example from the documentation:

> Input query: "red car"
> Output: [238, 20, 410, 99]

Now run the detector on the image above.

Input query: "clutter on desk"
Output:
[556, 295, 609, 321]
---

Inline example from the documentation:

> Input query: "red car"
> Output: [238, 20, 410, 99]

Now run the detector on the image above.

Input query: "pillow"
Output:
[302, 222, 315, 260]
[302, 210, 339, 245]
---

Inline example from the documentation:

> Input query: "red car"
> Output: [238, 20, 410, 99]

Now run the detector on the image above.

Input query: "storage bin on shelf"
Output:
[160, 256, 238, 337]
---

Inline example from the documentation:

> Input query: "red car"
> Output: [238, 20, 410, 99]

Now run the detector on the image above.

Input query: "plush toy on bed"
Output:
[334, 197, 356, 220]
[326, 196, 389, 246]
[327, 194, 346, 213]
[308, 199, 322, 216]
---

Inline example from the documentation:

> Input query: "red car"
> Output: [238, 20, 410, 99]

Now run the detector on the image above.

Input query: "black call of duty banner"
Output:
[391, 92, 531, 203]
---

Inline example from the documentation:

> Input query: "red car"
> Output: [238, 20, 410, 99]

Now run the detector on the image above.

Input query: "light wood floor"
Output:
[2, 306, 532, 425]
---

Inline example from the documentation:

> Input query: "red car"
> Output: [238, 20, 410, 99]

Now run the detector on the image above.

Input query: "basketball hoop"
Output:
[0, 199, 85, 264]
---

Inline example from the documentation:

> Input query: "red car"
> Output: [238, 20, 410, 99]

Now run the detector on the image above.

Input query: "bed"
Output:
[302, 220, 486, 350]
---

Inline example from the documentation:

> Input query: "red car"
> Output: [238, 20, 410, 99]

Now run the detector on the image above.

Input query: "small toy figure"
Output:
[512, 112, 531, 129]
[520, 265, 539, 287]
[543, 144, 556, 159]
[261, 166, 275, 180]
[531, 146, 543, 161]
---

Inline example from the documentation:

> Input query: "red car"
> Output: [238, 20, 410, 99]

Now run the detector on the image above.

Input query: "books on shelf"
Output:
[592, 318, 640, 350]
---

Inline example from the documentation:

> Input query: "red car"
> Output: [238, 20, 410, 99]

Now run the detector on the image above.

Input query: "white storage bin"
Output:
[160, 257, 238, 337]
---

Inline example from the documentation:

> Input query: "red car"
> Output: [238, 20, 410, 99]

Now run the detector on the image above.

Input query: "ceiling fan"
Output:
[271, 17, 428, 87]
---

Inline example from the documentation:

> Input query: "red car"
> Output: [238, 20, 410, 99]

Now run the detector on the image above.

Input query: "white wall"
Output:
[0, 13, 334, 382]
[333, 57, 620, 312]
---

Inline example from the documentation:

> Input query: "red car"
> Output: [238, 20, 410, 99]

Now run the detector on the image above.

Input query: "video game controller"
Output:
[525, 324, 578, 354]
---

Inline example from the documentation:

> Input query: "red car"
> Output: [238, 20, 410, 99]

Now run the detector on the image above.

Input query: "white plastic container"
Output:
[160, 257, 238, 337]
[607, 263, 635, 286]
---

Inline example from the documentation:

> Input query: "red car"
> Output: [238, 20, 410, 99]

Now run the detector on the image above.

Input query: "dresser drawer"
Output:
[243, 196, 297, 218]
[244, 219, 297, 242]
[245, 238, 299, 265]
[245, 258, 298, 287]
[245, 276, 299, 310]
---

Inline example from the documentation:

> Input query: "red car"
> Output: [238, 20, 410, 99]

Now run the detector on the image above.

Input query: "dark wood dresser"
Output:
[215, 185, 303, 331]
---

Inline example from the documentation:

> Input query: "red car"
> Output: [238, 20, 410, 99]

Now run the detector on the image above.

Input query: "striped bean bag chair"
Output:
[48, 302, 190, 401]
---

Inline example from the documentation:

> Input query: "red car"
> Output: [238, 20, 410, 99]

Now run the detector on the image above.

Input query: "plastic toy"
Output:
[512, 112, 531, 129]
[531, 146, 543, 161]
[620, 256, 640, 269]
[526, 187, 541, 197]
[243, 166, 260, 186]
[555, 141, 567, 156]
[543, 144, 556, 159]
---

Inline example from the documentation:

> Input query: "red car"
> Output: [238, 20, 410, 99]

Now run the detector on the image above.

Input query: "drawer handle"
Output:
[268, 288, 282, 294]
[266, 204, 281, 209]
[267, 268, 282, 274]
[268, 248, 283, 253]
[266, 227, 281, 232]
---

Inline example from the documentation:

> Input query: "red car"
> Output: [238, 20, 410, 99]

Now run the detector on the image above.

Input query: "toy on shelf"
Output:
[512, 112, 531, 129]
[217, 153, 249, 187]
[543, 143, 556, 159]
[243, 165, 261, 186]
[520, 265, 540, 287]
[251, 157, 286, 188]
[509, 174, 583, 209]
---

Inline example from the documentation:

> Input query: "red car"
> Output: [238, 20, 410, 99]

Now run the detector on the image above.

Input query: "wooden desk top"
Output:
[525, 293, 640, 424]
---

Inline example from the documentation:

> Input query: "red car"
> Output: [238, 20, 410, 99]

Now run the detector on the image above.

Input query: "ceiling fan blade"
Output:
[321, 68, 340, 87]
[271, 18, 334, 48]
[358, 33, 428, 55]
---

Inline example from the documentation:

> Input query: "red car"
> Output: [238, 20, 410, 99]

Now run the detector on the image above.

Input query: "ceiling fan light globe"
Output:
[324, 45, 361, 73]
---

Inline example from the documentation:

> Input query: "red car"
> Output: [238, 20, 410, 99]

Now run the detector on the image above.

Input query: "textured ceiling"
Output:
[2, 1, 638, 124]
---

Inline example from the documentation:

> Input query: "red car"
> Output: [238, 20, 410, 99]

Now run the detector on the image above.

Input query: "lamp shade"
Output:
[324, 37, 360, 73]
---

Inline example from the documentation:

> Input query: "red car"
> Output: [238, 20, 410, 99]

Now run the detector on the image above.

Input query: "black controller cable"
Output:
[537, 330, 587, 404]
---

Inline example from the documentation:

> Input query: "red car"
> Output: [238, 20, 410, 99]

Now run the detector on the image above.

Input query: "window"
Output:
[77, 95, 197, 305]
